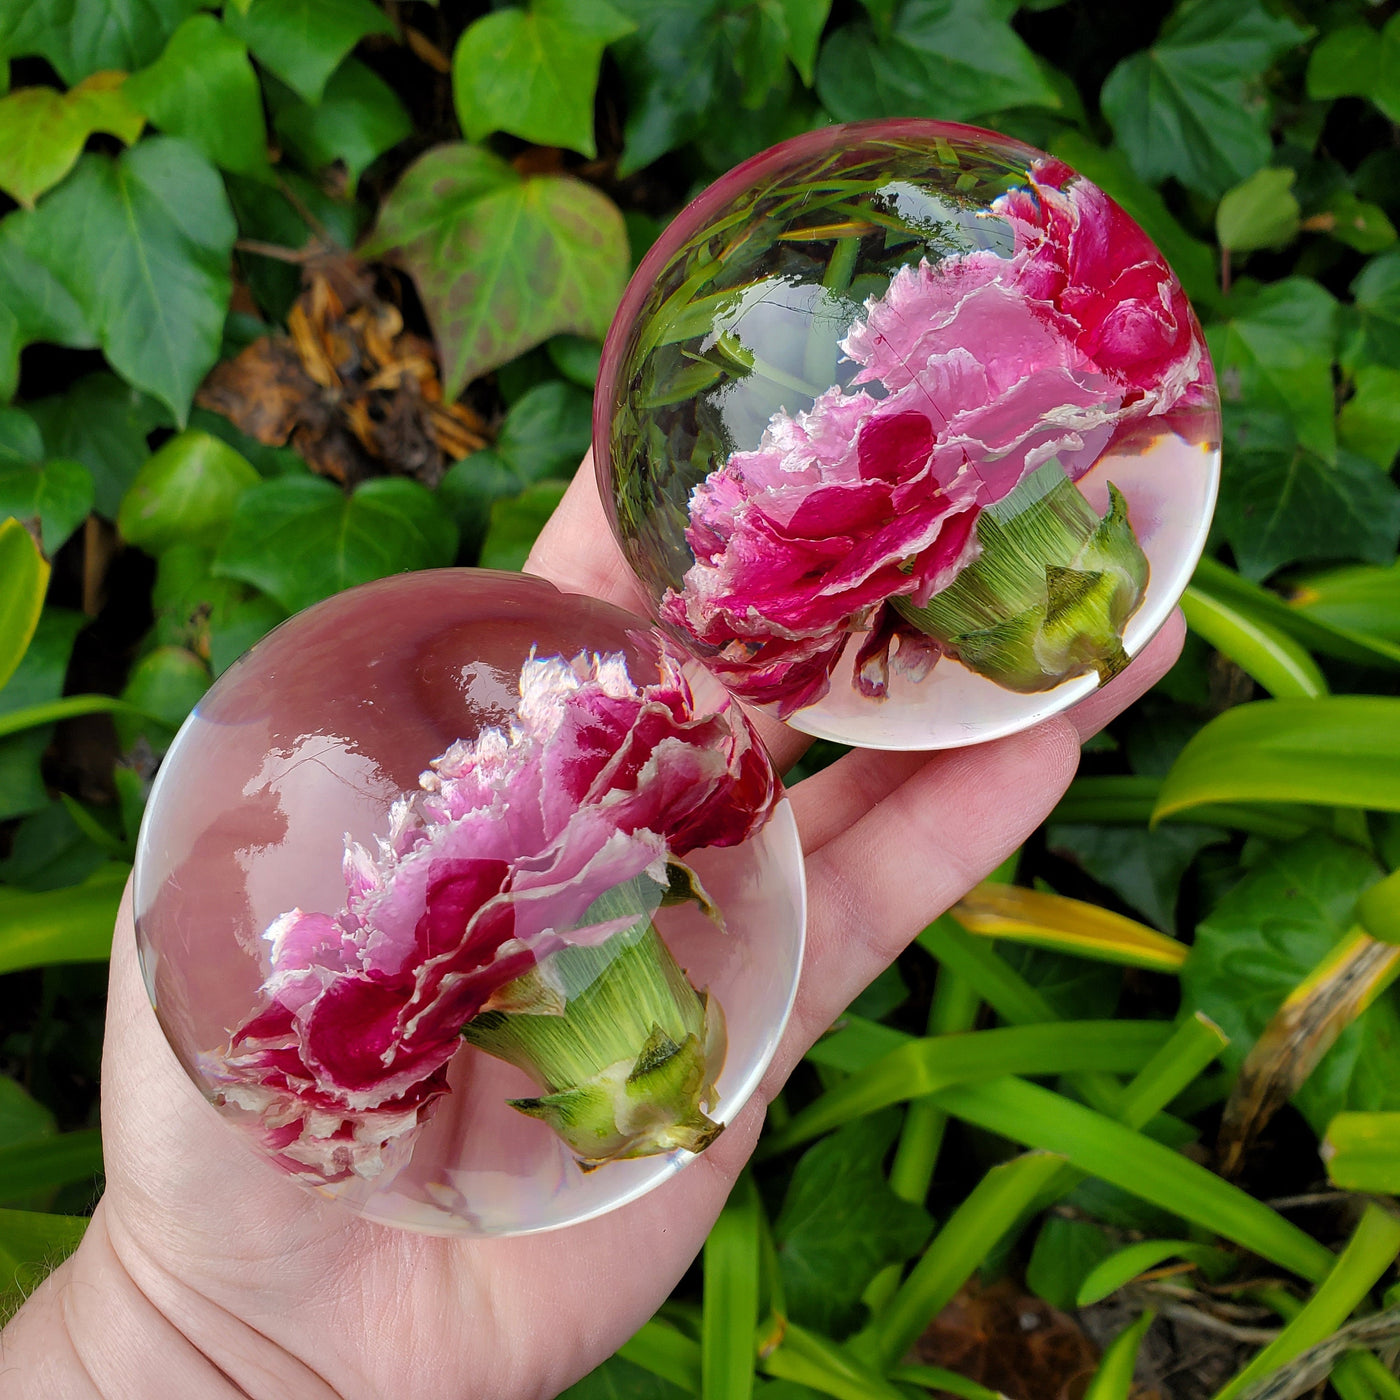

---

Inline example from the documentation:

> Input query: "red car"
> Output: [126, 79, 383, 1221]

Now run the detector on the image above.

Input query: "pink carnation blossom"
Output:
[205, 646, 776, 1184]
[995, 159, 1210, 417]
[661, 161, 1210, 714]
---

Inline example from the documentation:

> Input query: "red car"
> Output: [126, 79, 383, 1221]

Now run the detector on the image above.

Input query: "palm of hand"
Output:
[87, 462, 1181, 1399]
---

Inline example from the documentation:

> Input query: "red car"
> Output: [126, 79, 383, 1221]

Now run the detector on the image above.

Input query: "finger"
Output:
[765, 715, 1081, 1089]
[524, 451, 653, 620]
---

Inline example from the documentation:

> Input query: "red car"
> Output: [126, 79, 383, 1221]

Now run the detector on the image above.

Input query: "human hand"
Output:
[1, 455, 1184, 1400]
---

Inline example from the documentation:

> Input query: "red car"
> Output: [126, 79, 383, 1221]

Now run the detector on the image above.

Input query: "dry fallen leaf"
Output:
[197, 253, 489, 486]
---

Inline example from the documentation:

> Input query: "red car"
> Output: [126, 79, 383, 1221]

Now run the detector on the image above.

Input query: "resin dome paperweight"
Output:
[133, 571, 805, 1235]
[596, 120, 1221, 749]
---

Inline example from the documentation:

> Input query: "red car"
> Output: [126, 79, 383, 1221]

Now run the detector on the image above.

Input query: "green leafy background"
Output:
[2, 0, 1400, 1394]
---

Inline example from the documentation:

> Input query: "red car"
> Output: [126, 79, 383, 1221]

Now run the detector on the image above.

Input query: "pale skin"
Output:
[0, 455, 1185, 1399]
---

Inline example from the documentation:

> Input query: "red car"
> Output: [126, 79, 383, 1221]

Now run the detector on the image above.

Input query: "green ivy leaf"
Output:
[1181, 834, 1399, 1134]
[1207, 277, 1339, 462]
[777, 0, 831, 85]
[0, 458, 93, 556]
[26, 372, 169, 518]
[0, 408, 93, 555]
[0, 800, 111, 890]
[1047, 823, 1227, 932]
[773, 1112, 933, 1337]
[0, 406, 43, 463]
[1216, 434, 1400, 580]
[0, 0, 203, 85]
[608, 0, 790, 175]
[224, 0, 395, 105]
[0, 609, 84, 821]
[496, 380, 593, 482]
[226, 170, 361, 322]
[363, 144, 628, 396]
[452, 0, 634, 159]
[1306, 16, 1400, 124]
[213, 475, 459, 613]
[0, 215, 95, 402]
[547, 335, 602, 389]
[1101, 0, 1310, 199]
[479, 478, 568, 571]
[1216, 167, 1299, 253]
[0, 75, 144, 208]
[1320, 192, 1397, 256]
[13, 138, 236, 424]
[815, 0, 1058, 127]
[125, 15, 270, 178]
[268, 58, 410, 191]
[1339, 365, 1400, 470]
[1344, 248, 1400, 372]
[439, 449, 521, 560]
[114, 644, 208, 749]
[1026, 1217, 1115, 1311]
[117, 430, 260, 554]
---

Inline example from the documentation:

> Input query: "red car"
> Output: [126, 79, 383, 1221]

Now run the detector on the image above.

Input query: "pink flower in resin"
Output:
[994, 159, 1208, 414]
[660, 389, 981, 717]
[207, 646, 775, 1184]
[661, 160, 1211, 714]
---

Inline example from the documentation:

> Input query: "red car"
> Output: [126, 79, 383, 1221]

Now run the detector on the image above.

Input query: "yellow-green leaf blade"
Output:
[1154, 697, 1400, 822]
[951, 882, 1188, 971]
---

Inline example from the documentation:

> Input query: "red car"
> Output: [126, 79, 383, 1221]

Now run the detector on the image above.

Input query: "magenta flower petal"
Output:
[208, 646, 775, 1183]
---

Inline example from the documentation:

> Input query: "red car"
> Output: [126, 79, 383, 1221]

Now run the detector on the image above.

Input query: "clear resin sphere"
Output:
[595, 120, 1221, 749]
[134, 570, 804, 1235]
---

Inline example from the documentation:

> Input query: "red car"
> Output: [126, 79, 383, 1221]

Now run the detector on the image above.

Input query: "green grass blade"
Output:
[1182, 586, 1328, 699]
[0, 1130, 103, 1200]
[703, 1173, 759, 1400]
[619, 1318, 701, 1394]
[1154, 697, 1400, 822]
[0, 1208, 87, 1319]
[888, 967, 981, 1204]
[0, 694, 153, 740]
[1077, 1240, 1236, 1306]
[871, 1152, 1067, 1369]
[0, 862, 128, 975]
[918, 918, 1058, 1025]
[1083, 1311, 1155, 1400]
[1116, 1014, 1229, 1128]
[1290, 561, 1400, 643]
[1051, 775, 1316, 839]
[890, 1364, 1006, 1400]
[1213, 1203, 1400, 1400]
[761, 1318, 910, 1400]
[1324, 1112, 1400, 1193]
[930, 1078, 1335, 1282]
[1346, 1352, 1400, 1400]
[762, 1021, 1171, 1156]
[806, 1015, 912, 1074]
[866, 966, 982, 1316]
[1191, 556, 1400, 670]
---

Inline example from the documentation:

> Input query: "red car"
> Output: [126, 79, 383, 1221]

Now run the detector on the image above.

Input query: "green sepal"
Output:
[893, 464, 1150, 693]
[463, 875, 727, 1168]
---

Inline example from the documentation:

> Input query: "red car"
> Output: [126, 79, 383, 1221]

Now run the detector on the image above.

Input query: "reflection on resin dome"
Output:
[134, 571, 804, 1235]
[596, 120, 1221, 750]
